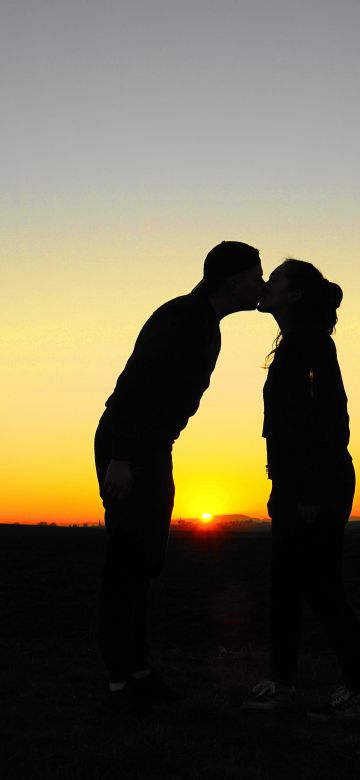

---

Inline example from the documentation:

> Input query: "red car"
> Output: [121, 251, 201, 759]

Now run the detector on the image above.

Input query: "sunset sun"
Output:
[201, 513, 213, 524]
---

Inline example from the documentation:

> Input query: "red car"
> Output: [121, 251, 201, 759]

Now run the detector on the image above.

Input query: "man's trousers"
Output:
[95, 420, 175, 679]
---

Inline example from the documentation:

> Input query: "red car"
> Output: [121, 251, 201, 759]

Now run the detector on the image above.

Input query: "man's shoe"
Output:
[308, 686, 360, 720]
[102, 681, 135, 713]
[133, 669, 184, 704]
[241, 679, 296, 711]
[101, 680, 151, 716]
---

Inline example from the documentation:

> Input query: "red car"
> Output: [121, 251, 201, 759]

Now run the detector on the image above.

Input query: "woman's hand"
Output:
[297, 502, 321, 524]
[104, 459, 133, 499]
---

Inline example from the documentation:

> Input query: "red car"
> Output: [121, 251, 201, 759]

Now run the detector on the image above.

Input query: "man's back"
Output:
[102, 288, 221, 458]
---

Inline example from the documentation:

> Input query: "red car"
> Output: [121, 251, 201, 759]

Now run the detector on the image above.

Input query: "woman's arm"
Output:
[297, 334, 350, 504]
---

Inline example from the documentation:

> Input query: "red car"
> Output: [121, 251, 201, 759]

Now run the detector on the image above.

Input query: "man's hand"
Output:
[104, 460, 133, 499]
[297, 502, 321, 524]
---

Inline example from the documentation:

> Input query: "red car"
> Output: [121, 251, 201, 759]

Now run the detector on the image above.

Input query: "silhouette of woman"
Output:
[243, 259, 360, 719]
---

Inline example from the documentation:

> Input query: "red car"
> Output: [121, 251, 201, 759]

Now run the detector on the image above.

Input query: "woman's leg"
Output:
[302, 469, 360, 692]
[269, 492, 303, 686]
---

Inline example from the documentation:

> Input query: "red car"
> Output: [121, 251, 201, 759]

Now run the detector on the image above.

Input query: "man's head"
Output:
[196, 241, 264, 315]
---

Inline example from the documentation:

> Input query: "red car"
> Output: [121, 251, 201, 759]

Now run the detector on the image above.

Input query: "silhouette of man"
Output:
[94, 241, 264, 706]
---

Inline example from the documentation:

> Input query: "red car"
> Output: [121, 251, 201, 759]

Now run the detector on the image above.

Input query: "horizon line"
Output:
[1, 514, 360, 527]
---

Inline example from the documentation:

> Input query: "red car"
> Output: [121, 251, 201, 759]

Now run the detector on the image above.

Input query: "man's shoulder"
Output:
[149, 291, 211, 326]
[156, 290, 206, 313]
[132, 293, 199, 345]
[133, 291, 216, 351]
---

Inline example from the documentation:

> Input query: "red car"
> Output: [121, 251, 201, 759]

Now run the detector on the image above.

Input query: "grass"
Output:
[1, 524, 360, 779]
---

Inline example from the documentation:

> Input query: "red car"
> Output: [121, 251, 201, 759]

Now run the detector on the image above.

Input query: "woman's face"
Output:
[257, 265, 292, 313]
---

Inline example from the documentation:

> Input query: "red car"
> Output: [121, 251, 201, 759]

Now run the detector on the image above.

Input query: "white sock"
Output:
[133, 669, 150, 680]
[109, 681, 127, 692]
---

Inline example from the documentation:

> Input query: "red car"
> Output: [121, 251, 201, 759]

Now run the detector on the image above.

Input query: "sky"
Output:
[2, 0, 360, 523]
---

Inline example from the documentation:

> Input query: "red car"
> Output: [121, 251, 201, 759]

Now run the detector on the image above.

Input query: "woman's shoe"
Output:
[307, 685, 360, 720]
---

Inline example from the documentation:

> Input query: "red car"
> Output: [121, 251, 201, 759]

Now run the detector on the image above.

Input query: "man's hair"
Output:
[200, 241, 260, 292]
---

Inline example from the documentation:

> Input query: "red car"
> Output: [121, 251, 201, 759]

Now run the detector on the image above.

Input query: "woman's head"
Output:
[259, 259, 343, 334]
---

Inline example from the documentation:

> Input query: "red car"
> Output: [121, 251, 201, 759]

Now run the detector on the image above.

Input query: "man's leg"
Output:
[98, 519, 150, 682]
[96, 446, 175, 685]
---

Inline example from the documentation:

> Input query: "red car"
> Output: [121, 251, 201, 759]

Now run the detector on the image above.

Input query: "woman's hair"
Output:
[282, 259, 343, 332]
[265, 259, 343, 366]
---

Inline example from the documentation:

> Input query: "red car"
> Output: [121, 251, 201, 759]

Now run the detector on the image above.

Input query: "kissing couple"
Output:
[95, 241, 360, 720]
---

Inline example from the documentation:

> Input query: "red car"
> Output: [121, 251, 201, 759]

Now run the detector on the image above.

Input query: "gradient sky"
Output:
[2, 0, 360, 522]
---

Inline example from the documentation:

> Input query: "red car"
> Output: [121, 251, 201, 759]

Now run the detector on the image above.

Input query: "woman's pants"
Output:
[94, 422, 175, 680]
[268, 464, 360, 691]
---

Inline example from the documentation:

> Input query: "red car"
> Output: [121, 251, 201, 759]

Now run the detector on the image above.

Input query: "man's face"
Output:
[232, 263, 265, 310]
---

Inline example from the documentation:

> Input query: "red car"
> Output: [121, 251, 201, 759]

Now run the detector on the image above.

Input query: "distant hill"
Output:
[214, 514, 267, 523]
[173, 514, 269, 528]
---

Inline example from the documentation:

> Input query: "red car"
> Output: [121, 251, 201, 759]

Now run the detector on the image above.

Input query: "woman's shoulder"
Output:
[277, 330, 337, 370]
[285, 328, 336, 353]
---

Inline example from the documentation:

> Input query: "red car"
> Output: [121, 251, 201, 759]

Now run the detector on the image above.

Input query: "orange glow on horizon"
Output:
[2, 267, 360, 526]
[200, 513, 213, 524]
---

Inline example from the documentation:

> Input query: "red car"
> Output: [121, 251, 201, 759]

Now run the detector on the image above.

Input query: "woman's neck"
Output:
[273, 309, 292, 335]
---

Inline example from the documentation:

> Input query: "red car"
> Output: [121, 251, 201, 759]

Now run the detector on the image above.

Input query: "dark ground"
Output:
[1, 523, 360, 780]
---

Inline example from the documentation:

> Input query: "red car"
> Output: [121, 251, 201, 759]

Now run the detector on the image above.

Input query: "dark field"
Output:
[2, 524, 360, 780]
